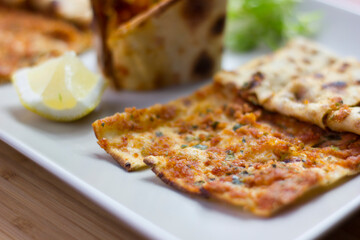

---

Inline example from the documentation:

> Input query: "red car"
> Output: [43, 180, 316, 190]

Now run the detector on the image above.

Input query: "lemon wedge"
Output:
[12, 52, 107, 122]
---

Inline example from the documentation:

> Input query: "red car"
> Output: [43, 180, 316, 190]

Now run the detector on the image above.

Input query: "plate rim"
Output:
[1, 0, 360, 239]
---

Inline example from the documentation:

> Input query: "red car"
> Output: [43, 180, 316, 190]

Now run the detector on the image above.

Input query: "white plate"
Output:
[1, 1, 360, 239]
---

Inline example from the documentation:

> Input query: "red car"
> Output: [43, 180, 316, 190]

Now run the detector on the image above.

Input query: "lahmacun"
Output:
[93, 83, 360, 216]
[0, 6, 91, 82]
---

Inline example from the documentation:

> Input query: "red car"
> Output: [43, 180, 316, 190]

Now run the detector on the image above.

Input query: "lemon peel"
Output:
[12, 52, 107, 122]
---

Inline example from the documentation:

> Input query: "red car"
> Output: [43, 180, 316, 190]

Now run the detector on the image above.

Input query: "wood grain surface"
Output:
[0, 139, 359, 240]
[0, 140, 146, 240]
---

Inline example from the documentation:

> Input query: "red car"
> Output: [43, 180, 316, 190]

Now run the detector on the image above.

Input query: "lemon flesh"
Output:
[12, 52, 107, 121]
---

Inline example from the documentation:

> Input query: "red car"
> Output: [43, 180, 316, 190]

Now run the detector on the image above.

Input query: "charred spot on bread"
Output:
[292, 84, 308, 102]
[338, 62, 351, 73]
[125, 162, 131, 169]
[247, 71, 265, 90]
[45, 29, 72, 42]
[181, 0, 212, 28]
[192, 51, 214, 79]
[210, 14, 226, 36]
[321, 81, 347, 90]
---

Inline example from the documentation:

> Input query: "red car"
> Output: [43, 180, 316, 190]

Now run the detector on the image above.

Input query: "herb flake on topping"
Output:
[181, 144, 188, 149]
[212, 121, 219, 130]
[232, 175, 243, 185]
[185, 136, 194, 142]
[331, 146, 340, 151]
[225, 150, 235, 160]
[195, 180, 205, 186]
[155, 131, 164, 137]
[233, 123, 244, 131]
[193, 144, 208, 150]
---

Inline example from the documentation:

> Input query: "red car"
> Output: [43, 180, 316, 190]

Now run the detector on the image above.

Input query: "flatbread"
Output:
[215, 38, 360, 135]
[215, 38, 338, 105]
[93, 83, 360, 216]
[91, 0, 227, 90]
[0, 6, 91, 82]
[266, 58, 360, 132]
[0, 0, 92, 26]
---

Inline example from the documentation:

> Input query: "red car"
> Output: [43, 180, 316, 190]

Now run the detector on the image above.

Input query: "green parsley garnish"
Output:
[155, 131, 164, 137]
[212, 121, 219, 129]
[185, 136, 194, 142]
[181, 144, 188, 149]
[233, 123, 244, 131]
[225, 0, 321, 52]
[193, 144, 208, 150]
[194, 180, 205, 186]
[232, 175, 243, 185]
[331, 146, 340, 151]
[225, 150, 235, 160]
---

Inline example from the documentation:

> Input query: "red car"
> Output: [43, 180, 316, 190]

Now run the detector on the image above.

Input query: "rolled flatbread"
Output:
[91, 0, 227, 90]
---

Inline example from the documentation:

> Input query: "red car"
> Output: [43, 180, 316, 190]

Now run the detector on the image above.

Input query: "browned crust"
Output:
[95, 138, 147, 172]
[105, 144, 132, 171]
[144, 156, 359, 217]
[92, 103, 180, 171]
[144, 158, 322, 217]
[144, 157, 203, 196]
[92, 118, 137, 172]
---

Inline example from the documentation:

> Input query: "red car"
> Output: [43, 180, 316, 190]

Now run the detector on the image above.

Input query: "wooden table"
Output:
[0, 139, 359, 239]
[0, 140, 147, 240]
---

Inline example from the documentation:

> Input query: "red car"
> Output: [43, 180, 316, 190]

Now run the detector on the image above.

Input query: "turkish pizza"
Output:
[0, 0, 92, 26]
[0, 4, 91, 82]
[93, 83, 360, 216]
[215, 37, 360, 135]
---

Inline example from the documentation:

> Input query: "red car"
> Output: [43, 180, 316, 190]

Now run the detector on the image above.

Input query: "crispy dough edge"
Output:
[144, 156, 276, 217]
[107, 147, 147, 172]
[144, 156, 205, 196]
[112, 0, 181, 36]
[92, 117, 147, 172]
[143, 156, 358, 217]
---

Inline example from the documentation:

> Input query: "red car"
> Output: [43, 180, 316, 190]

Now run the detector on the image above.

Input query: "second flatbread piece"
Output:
[216, 38, 360, 135]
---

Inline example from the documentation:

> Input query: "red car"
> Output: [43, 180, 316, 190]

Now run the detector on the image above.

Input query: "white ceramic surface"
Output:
[1, 1, 360, 239]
